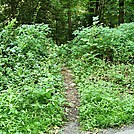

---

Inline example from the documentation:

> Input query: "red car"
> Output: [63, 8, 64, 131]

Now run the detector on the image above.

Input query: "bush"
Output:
[68, 22, 134, 63]
[0, 20, 65, 133]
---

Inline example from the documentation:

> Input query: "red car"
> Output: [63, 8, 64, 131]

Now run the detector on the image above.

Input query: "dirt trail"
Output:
[61, 67, 82, 134]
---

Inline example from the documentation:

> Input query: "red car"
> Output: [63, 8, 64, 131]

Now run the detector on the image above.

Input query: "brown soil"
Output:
[61, 67, 79, 121]
[60, 66, 81, 134]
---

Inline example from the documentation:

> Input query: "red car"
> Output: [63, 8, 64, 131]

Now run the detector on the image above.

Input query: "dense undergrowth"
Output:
[0, 19, 134, 133]
[0, 20, 65, 133]
[59, 23, 134, 130]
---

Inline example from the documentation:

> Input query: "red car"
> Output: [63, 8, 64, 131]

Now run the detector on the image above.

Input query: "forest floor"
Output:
[59, 67, 134, 134]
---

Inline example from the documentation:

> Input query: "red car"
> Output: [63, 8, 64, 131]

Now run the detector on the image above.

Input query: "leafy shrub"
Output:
[0, 20, 65, 133]
[68, 22, 134, 63]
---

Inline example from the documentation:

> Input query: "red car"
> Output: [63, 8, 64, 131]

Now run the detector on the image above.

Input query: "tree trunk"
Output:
[119, 0, 124, 24]
[87, 0, 94, 26]
[9, 0, 18, 20]
[95, 0, 100, 16]
[67, 2, 72, 41]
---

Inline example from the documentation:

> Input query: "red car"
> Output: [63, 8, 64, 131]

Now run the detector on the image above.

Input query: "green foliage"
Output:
[68, 22, 134, 63]
[76, 63, 134, 130]
[0, 0, 134, 44]
[125, 0, 134, 22]
[0, 19, 134, 133]
[80, 83, 134, 130]
[65, 57, 134, 131]
[59, 22, 134, 131]
[0, 20, 65, 133]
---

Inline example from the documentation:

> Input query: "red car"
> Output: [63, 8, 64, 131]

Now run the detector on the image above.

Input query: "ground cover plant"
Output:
[59, 22, 134, 131]
[0, 19, 134, 133]
[71, 62, 134, 130]
[0, 20, 65, 133]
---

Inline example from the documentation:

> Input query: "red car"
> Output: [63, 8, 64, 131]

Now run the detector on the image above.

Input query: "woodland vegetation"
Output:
[0, 0, 134, 43]
[0, 0, 134, 133]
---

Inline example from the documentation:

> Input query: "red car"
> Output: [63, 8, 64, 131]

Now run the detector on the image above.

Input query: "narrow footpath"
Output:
[61, 67, 82, 134]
